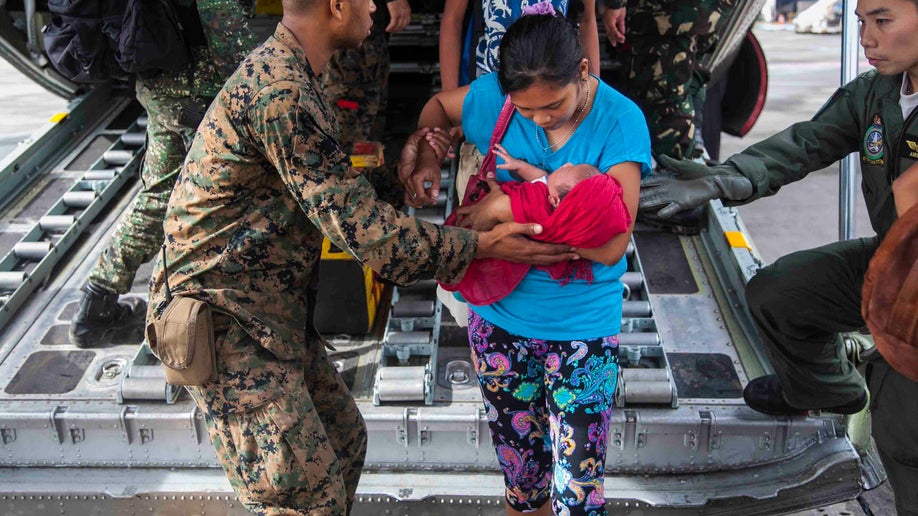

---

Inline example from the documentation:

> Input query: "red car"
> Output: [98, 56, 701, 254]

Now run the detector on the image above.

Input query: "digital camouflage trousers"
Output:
[88, 82, 211, 294]
[188, 315, 368, 515]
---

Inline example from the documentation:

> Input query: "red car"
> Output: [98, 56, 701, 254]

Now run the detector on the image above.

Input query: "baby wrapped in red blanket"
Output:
[442, 155, 632, 305]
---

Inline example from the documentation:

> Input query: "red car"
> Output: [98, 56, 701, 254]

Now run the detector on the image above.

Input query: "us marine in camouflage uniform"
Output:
[69, 0, 257, 347]
[321, 0, 406, 148]
[146, 0, 576, 511]
[602, 0, 734, 160]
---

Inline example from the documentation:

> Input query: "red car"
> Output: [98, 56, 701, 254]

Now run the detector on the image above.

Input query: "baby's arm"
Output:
[494, 144, 547, 182]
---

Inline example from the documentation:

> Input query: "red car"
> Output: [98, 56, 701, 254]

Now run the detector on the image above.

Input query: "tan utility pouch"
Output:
[145, 296, 216, 386]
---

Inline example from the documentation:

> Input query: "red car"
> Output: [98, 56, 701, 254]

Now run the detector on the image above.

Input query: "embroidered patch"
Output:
[906, 139, 918, 160]
[863, 114, 885, 166]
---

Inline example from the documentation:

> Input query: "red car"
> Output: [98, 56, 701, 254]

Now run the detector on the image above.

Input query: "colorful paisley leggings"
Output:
[468, 310, 619, 516]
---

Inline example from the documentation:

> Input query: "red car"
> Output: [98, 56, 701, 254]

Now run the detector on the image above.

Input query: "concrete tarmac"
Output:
[0, 21, 900, 516]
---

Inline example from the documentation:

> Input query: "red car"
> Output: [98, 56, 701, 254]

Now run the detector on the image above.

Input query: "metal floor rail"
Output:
[0, 89, 146, 331]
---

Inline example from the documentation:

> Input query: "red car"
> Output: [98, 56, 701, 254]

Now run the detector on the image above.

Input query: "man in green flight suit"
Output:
[69, 0, 258, 347]
[145, 0, 578, 512]
[639, 0, 918, 511]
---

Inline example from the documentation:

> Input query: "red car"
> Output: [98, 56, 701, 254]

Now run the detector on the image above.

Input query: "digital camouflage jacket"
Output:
[148, 23, 477, 369]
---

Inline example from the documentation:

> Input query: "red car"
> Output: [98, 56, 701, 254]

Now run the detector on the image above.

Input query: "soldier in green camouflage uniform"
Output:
[146, 0, 575, 511]
[603, 0, 734, 160]
[69, 0, 257, 347]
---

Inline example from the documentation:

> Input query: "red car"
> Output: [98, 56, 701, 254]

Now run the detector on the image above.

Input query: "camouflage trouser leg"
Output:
[88, 83, 211, 294]
[320, 27, 389, 150]
[624, 34, 700, 160]
[191, 319, 368, 515]
[623, 0, 735, 160]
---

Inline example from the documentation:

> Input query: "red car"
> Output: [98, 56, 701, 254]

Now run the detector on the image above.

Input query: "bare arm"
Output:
[580, 0, 601, 75]
[402, 86, 469, 207]
[574, 161, 641, 264]
[439, 0, 469, 92]
[894, 161, 918, 215]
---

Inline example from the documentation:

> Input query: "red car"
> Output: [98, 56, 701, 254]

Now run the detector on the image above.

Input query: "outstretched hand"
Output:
[639, 155, 753, 219]
[476, 221, 579, 265]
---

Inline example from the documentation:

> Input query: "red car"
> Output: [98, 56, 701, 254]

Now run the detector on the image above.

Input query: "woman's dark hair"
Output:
[497, 14, 582, 94]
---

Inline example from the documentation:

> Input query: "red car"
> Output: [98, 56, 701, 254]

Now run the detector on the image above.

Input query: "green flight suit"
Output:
[722, 70, 918, 514]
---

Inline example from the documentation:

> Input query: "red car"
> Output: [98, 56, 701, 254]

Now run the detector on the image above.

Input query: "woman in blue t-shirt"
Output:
[405, 14, 651, 516]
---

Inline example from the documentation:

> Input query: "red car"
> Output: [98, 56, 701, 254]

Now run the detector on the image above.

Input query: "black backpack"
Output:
[43, 0, 206, 83]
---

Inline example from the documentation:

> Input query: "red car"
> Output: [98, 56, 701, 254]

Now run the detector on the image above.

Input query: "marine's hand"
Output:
[602, 7, 626, 46]
[386, 0, 412, 33]
[476, 222, 579, 265]
[455, 177, 511, 231]
[639, 155, 753, 219]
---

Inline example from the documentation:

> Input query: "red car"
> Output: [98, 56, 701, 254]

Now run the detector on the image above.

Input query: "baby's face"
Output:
[547, 163, 595, 208]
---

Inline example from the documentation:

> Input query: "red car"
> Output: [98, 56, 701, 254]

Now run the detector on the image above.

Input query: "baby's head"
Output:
[547, 163, 602, 208]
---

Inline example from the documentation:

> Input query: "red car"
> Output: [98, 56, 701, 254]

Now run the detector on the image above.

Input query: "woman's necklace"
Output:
[536, 79, 590, 153]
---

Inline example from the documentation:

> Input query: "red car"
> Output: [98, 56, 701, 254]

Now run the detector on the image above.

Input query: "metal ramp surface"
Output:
[0, 91, 877, 515]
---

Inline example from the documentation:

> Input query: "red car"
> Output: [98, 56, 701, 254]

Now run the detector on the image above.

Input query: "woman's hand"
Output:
[455, 176, 513, 230]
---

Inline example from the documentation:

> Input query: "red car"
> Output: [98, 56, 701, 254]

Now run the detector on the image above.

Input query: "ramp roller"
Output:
[376, 366, 427, 401]
[13, 242, 51, 261]
[387, 331, 430, 346]
[618, 332, 661, 346]
[82, 171, 116, 180]
[622, 300, 652, 317]
[120, 132, 146, 147]
[0, 272, 26, 290]
[616, 368, 675, 405]
[39, 215, 75, 232]
[621, 272, 644, 292]
[102, 150, 134, 166]
[392, 300, 435, 318]
[62, 191, 96, 208]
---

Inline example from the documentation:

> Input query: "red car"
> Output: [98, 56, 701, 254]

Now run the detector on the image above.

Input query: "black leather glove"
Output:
[639, 155, 754, 219]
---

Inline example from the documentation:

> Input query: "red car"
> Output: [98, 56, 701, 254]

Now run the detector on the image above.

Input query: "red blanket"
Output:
[443, 174, 631, 305]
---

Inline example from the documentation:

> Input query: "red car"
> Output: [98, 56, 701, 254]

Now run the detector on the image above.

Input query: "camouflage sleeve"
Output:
[247, 82, 477, 285]
[365, 163, 407, 209]
[195, 0, 258, 80]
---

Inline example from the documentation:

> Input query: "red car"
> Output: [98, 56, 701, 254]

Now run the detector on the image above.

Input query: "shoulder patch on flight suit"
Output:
[863, 113, 886, 166]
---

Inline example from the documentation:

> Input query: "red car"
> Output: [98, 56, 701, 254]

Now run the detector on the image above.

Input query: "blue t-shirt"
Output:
[461, 72, 652, 340]
[475, 0, 569, 77]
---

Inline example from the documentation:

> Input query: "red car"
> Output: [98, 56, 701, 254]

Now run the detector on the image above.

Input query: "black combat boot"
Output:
[68, 282, 147, 348]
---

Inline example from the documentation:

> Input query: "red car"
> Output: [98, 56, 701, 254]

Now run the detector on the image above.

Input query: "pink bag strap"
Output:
[477, 96, 516, 180]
